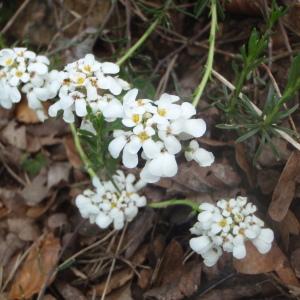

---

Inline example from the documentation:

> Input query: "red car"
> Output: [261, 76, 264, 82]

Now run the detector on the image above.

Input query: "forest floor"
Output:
[1, 0, 300, 299]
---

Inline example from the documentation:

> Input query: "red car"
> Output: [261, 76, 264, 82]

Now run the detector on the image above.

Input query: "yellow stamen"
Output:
[132, 114, 140, 123]
[83, 65, 92, 73]
[218, 219, 227, 228]
[158, 108, 167, 117]
[16, 70, 23, 77]
[5, 58, 13, 66]
[76, 77, 85, 85]
[137, 131, 149, 141]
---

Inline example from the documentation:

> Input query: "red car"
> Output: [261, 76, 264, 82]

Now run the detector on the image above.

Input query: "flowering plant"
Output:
[0, 47, 274, 267]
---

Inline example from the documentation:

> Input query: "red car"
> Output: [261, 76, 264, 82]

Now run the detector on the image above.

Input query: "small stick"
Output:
[1, 0, 31, 35]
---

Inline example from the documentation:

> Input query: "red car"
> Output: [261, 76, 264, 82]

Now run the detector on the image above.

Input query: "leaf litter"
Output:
[0, 0, 300, 299]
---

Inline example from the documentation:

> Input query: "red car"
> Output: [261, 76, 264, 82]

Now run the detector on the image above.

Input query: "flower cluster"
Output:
[189, 197, 274, 266]
[108, 89, 215, 183]
[75, 170, 146, 230]
[48, 54, 129, 123]
[0, 48, 59, 120]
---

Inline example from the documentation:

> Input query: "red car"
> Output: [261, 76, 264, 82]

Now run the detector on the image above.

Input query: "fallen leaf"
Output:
[105, 283, 133, 300]
[124, 208, 155, 259]
[225, 0, 263, 16]
[15, 99, 40, 124]
[145, 240, 201, 300]
[92, 268, 134, 296]
[47, 213, 68, 229]
[47, 162, 71, 189]
[56, 282, 86, 300]
[9, 233, 61, 300]
[233, 241, 299, 286]
[64, 135, 82, 169]
[268, 151, 300, 222]
[20, 169, 48, 206]
[291, 248, 300, 278]
[7, 217, 40, 242]
[257, 169, 280, 195]
[234, 143, 255, 187]
[1, 121, 27, 150]
[278, 210, 300, 251]
[170, 160, 241, 193]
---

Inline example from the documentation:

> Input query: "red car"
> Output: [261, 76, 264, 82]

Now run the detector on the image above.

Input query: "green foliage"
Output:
[78, 109, 121, 176]
[215, 1, 300, 160]
[21, 153, 47, 176]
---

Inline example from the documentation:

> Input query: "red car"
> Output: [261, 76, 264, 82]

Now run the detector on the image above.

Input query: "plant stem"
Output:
[69, 123, 97, 179]
[149, 199, 201, 212]
[117, 18, 160, 66]
[192, 0, 217, 107]
[116, 0, 173, 66]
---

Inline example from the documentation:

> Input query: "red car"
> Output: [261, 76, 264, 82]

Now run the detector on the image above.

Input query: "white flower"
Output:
[202, 248, 222, 267]
[251, 228, 274, 254]
[75, 171, 147, 230]
[185, 140, 214, 167]
[0, 47, 58, 120]
[49, 54, 129, 122]
[189, 236, 212, 255]
[189, 197, 274, 266]
[173, 102, 207, 138]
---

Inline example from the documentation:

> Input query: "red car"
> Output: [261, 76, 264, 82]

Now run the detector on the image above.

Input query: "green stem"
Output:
[149, 199, 201, 212]
[116, 0, 173, 66]
[117, 18, 160, 66]
[69, 123, 97, 179]
[192, 0, 217, 107]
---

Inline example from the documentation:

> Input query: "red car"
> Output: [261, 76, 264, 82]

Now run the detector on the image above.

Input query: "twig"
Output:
[192, 0, 217, 107]
[1, 0, 31, 34]
[101, 223, 128, 300]
[211, 69, 300, 151]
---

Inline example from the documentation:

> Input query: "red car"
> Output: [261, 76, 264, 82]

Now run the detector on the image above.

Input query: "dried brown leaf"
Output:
[9, 233, 61, 300]
[268, 151, 300, 221]
[92, 268, 134, 296]
[1, 121, 27, 150]
[15, 100, 40, 124]
[20, 169, 48, 206]
[233, 242, 299, 286]
[235, 143, 255, 187]
[64, 135, 82, 169]
[225, 0, 263, 16]
[56, 282, 86, 300]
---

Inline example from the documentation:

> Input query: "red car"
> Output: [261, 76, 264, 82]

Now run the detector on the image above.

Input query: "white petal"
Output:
[194, 148, 215, 167]
[60, 95, 74, 109]
[122, 150, 138, 168]
[142, 139, 160, 159]
[123, 88, 138, 105]
[189, 236, 212, 254]
[96, 213, 112, 229]
[252, 239, 272, 254]
[75, 99, 87, 117]
[183, 119, 206, 137]
[101, 62, 120, 74]
[233, 244, 246, 259]
[258, 228, 274, 243]
[63, 109, 75, 123]
[48, 102, 61, 117]
[163, 135, 181, 155]
[162, 153, 178, 177]
[108, 135, 127, 158]
[181, 102, 196, 118]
